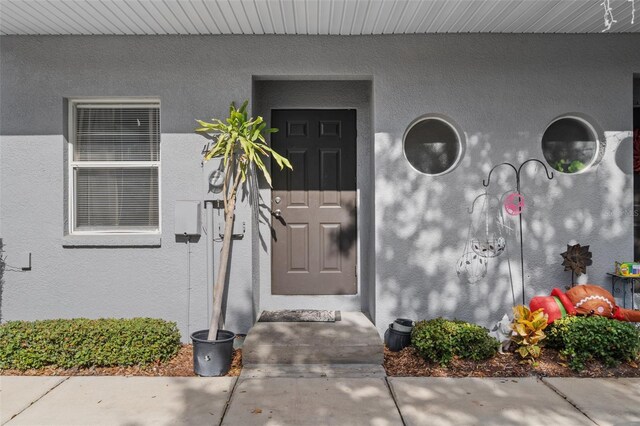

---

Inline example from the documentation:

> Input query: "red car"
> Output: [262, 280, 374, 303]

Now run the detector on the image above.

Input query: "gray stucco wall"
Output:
[1, 34, 639, 339]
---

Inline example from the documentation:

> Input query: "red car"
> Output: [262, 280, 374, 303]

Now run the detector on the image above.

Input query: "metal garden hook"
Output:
[482, 158, 555, 305]
[484, 159, 554, 193]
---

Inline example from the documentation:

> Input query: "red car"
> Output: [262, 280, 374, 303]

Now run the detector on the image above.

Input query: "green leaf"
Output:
[195, 101, 290, 194]
[253, 154, 272, 187]
[195, 119, 212, 128]
[517, 346, 529, 358]
[529, 345, 541, 358]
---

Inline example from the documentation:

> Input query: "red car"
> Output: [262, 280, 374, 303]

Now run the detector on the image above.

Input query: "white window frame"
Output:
[403, 114, 465, 176]
[68, 97, 162, 235]
[541, 115, 601, 175]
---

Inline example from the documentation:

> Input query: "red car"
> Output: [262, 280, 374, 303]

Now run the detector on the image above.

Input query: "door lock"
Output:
[274, 196, 282, 204]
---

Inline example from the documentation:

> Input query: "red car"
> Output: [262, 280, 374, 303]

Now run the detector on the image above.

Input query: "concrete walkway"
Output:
[1, 376, 639, 425]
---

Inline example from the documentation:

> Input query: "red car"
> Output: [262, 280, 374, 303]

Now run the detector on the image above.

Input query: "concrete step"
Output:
[240, 364, 387, 379]
[242, 311, 383, 366]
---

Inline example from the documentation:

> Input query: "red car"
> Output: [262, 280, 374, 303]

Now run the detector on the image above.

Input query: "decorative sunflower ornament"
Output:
[560, 244, 592, 286]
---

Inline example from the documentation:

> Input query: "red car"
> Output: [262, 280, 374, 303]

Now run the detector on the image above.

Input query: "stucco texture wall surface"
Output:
[1, 34, 639, 338]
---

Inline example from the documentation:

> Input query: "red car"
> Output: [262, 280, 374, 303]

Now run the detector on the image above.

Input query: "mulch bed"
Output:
[0, 345, 242, 377]
[384, 346, 640, 378]
[3, 344, 639, 378]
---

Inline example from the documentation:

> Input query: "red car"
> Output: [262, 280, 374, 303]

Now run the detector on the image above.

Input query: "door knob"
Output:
[273, 209, 282, 218]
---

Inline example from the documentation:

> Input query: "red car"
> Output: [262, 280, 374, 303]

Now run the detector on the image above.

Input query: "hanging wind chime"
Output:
[456, 224, 488, 284]
[457, 192, 507, 284]
[471, 192, 506, 258]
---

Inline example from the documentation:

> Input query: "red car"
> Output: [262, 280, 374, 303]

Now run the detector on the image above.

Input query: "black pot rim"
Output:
[190, 329, 235, 344]
[394, 318, 414, 327]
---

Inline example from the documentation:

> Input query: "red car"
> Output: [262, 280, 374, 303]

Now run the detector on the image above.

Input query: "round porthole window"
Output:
[403, 115, 463, 176]
[541, 116, 599, 174]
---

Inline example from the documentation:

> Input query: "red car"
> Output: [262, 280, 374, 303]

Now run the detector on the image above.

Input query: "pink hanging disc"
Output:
[504, 192, 525, 216]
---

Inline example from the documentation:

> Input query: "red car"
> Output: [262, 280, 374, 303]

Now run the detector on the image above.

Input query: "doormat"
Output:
[258, 310, 340, 322]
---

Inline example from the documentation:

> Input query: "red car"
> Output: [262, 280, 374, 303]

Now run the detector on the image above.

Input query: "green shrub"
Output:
[411, 318, 499, 366]
[0, 318, 181, 370]
[546, 316, 640, 371]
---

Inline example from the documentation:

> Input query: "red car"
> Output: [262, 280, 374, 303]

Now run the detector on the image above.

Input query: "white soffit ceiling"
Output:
[0, 0, 638, 35]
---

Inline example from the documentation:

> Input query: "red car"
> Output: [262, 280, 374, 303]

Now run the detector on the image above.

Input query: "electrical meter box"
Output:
[174, 201, 201, 236]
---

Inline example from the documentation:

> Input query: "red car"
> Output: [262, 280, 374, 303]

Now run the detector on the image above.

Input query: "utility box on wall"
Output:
[174, 201, 201, 236]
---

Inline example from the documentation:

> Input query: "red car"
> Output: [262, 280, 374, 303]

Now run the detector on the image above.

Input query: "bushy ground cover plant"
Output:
[411, 318, 499, 366]
[510, 305, 548, 362]
[0, 318, 181, 370]
[546, 315, 640, 371]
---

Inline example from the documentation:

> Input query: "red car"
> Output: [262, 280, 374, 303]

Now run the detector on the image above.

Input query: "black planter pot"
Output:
[392, 318, 414, 333]
[191, 329, 235, 377]
[384, 323, 411, 352]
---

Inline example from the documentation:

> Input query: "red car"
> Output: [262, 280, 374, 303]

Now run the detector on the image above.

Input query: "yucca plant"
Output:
[196, 101, 292, 340]
[510, 305, 548, 361]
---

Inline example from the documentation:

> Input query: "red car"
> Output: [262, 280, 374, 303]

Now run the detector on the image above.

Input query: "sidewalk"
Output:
[1, 375, 638, 425]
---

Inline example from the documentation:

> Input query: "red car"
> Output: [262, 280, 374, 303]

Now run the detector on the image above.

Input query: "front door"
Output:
[271, 109, 357, 295]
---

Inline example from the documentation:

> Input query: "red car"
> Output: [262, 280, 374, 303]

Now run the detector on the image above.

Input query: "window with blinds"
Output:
[69, 100, 160, 233]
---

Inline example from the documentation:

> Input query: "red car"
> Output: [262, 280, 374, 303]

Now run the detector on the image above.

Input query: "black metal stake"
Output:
[483, 159, 554, 305]
[518, 212, 525, 304]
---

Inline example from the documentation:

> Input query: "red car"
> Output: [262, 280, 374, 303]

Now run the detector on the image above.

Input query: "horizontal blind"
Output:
[75, 168, 159, 230]
[75, 107, 160, 161]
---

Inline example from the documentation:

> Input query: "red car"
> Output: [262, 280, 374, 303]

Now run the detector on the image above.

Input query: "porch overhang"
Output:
[0, 0, 638, 35]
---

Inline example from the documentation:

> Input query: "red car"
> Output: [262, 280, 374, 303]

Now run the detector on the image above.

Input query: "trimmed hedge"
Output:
[411, 318, 499, 366]
[0, 318, 181, 370]
[546, 316, 640, 371]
